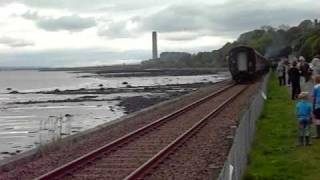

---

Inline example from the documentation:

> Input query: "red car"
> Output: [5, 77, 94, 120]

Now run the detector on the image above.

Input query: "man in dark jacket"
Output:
[300, 61, 312, 82]
[288, 61, 301, 100]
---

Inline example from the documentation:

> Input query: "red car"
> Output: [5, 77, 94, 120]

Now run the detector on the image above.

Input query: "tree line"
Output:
[141, 19, 320, 68]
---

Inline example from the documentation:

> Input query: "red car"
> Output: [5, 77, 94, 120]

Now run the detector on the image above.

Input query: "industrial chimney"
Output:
[152, 31, 158, 60]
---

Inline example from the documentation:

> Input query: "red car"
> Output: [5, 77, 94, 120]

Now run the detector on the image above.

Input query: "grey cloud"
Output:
[12, 0, 319, 38]
[14, 0, 108, 11]
[98, 17, 141, 38]
[98, 21, 130, 38]
[0, 0, 12, 5]
[0, 37, 34, 47]
[84, 0, 320, 41]
[21, 11, 97, 32]
[142, 5, 205, 32]
[10, 0, 169, 12]
[141, 1, 319, 37]
[21, 11, 40, 20]
[36, 15, 96, 32]
[162, 32, 200, 41]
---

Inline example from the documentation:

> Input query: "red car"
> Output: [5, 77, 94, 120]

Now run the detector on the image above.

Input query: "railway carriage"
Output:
[228, 46, 269, 83]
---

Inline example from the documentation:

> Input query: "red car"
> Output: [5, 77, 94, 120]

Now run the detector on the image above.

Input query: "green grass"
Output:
[244, 74, 320, 180]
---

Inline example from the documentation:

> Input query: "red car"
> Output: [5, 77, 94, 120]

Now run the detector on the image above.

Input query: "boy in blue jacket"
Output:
[296, 92, 312, 146]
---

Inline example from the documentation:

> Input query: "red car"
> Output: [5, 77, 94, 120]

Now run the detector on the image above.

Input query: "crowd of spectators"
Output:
[276, 54, 320, 146]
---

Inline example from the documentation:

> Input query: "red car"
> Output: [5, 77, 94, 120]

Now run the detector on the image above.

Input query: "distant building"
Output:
[160, 52, 191, 61]
[152, 31, 158, 60]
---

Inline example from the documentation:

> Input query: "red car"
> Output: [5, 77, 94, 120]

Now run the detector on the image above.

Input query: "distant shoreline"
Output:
[0, 66, 228, 77]
[45, 66, 228, 78]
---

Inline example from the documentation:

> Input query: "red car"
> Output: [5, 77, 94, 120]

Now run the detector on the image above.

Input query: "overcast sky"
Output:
[0, 0, 318, 67]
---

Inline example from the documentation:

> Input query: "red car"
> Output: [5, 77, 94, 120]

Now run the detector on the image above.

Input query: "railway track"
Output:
[35, 82, 248, 180]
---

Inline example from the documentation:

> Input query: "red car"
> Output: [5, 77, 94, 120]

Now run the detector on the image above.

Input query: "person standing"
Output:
[299, 56, 311, 82]
[288, 61, 301, 100]
[312, 75, 320, 138]
[296, 92, 312, 146]
[282, 60, 288, 85]
[311, 54, 320, 75]
[276, 61, 285, 86]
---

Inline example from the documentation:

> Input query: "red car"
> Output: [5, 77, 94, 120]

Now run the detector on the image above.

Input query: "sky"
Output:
[0, 0, 318, 67]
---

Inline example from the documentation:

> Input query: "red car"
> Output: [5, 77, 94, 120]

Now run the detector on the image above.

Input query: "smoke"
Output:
[264, 46, 280, 58]
[265, 46, 292, 59]
[264, 29, 291, 58]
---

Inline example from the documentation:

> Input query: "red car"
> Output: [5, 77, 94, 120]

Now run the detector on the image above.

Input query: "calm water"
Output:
[0, 70, 229, 160]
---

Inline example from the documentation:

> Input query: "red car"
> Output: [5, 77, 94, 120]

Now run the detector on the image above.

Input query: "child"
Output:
[296, 92, 312, 146]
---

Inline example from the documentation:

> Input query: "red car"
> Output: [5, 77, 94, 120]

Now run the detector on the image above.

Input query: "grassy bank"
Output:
[244, 74, 320, 180]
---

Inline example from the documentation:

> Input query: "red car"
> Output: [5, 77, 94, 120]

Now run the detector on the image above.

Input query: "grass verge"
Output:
[244, 74, 320, 180]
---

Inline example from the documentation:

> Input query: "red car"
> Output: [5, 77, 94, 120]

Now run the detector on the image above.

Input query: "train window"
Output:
[237, 52, 248, 71]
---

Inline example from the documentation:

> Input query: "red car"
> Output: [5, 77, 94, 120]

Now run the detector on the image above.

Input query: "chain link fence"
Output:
[215, 73, 270, 180]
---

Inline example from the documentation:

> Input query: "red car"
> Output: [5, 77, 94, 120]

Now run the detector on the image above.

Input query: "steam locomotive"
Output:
[228, 46, 269, 83]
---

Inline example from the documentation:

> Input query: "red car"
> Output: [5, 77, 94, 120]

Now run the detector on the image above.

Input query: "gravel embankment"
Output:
[145, 82, 259, 180]
[61, 85, 245, 179]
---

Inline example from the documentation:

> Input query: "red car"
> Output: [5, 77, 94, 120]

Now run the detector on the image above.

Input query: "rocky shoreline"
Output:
[6, 82, 216, 114]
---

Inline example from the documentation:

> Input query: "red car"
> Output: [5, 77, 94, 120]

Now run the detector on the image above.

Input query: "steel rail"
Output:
[35, 82, 235, 180]
[124, 85, 249, 180]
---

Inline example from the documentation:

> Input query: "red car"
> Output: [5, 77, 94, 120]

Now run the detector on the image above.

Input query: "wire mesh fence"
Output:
[39, 114, 73, 147]
[215, 73, 270, 180]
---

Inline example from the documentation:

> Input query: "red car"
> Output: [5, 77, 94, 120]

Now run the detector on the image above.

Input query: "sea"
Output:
[0, 70, 229, 160]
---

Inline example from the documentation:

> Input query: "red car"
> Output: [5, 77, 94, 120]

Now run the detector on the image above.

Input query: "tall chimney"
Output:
[152, 31, 158, 60]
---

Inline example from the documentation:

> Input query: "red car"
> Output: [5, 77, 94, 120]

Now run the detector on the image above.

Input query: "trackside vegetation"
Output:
[244, 74, 320, 180]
